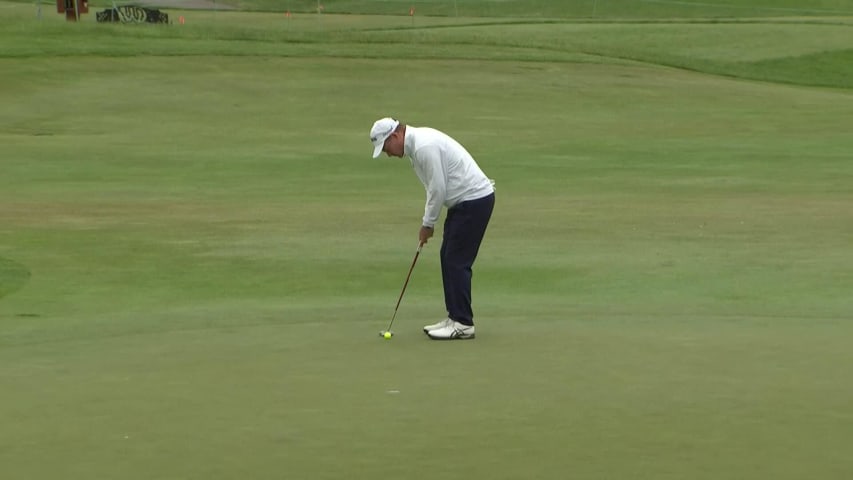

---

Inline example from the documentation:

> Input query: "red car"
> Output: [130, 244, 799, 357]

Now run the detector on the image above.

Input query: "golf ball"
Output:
[383, 332, 392, 339]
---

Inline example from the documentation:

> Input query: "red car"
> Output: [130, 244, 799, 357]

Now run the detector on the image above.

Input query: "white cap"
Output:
[369, 117, 399, 158]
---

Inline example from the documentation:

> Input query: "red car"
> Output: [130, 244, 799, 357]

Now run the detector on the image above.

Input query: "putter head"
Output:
[379, 330, 393, 338]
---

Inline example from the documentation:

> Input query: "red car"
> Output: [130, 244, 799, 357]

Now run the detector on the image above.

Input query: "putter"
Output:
[379, 241, 424, 338]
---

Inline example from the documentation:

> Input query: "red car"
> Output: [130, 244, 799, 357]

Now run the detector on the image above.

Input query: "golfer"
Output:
[370, 117, 495, 340]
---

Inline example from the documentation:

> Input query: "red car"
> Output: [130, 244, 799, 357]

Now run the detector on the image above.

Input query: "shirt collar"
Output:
[403, 126, 416, 157]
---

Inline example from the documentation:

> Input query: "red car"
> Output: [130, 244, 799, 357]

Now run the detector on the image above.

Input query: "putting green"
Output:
[1, 1, 852, 479]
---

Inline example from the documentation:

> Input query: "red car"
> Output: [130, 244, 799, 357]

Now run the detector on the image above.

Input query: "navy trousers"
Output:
[441, 193, 495, 326]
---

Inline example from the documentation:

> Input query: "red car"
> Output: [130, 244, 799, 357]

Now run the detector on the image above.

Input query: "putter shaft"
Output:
[383, 242, 424, 333]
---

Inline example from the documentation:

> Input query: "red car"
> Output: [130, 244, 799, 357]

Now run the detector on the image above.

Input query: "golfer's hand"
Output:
[419, 226, 434, 245]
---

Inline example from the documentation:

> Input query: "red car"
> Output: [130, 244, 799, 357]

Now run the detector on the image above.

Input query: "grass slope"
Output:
[2, 2, 852, 88]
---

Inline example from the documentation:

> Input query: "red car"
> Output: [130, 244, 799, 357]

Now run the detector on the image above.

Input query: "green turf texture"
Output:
[1, 1, 852, 479]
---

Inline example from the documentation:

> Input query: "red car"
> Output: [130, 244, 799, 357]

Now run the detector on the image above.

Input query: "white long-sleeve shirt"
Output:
[404, 126, 495, 228]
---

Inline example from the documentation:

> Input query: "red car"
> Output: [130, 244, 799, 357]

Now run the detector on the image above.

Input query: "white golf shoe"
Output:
[423, 317, 453, 334]
[426, 320, 475, 340]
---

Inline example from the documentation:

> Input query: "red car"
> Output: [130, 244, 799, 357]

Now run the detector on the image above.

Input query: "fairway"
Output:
[1, 1, 852, 479]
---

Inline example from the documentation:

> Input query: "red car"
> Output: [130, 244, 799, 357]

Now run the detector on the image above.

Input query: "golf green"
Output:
[1, 1, 852, 479]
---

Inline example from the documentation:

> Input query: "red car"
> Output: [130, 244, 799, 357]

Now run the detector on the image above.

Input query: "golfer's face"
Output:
[382, 131, 404, 157]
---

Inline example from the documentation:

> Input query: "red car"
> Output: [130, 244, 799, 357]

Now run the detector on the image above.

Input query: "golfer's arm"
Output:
[418, 147, 446, 228]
